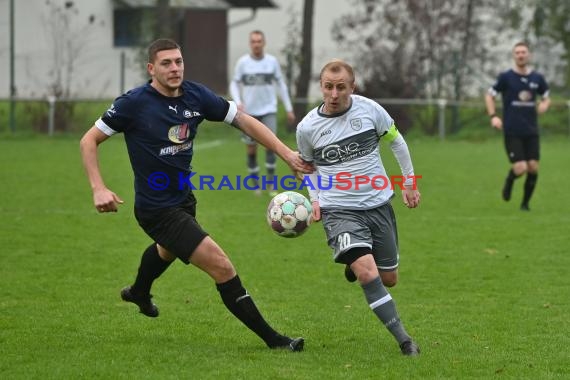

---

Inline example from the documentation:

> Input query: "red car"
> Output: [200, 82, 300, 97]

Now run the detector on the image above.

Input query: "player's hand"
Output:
[311, 201, 321, 222]
[537, 101, 549, 114]
[286, 111, 296, 125]
[93, 187, 124, 213]
[402, 187, 420, 209]
[285, 151, 315, 176]
[490, 115, 503, 130]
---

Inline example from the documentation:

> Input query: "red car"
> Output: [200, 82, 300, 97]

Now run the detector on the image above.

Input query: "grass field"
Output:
[1, 127, 569, 379]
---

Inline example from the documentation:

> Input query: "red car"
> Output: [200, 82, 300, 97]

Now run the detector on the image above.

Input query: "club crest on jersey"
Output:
[350, 119, 362, 131]
[168, 123, 189, 143]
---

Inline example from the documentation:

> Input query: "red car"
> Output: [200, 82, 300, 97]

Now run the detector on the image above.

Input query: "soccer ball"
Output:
[267, 191, 313, 238]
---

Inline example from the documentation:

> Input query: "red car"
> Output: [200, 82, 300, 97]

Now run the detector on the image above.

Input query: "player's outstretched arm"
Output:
[231, 111, 314, 175]
[79, 126, 124, 213]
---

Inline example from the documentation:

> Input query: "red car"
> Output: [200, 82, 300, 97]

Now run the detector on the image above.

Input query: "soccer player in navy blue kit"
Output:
[79, 39, 313, 351]
[485, 41, 550, 211]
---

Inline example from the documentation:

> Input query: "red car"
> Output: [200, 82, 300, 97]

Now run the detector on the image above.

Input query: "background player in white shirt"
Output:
[296, 59, 421, 356]
[230, 30, 295, 195]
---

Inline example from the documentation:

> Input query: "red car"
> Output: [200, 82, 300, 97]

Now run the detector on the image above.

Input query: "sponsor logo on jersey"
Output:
[241, 73, 274, 86]
[167, 124, 189, 144]
[159, 142, 193, 156]
[518, 90, 532, 102]
[321, 142, 374, 164]
[315, 130, 377, 165]
[168, 105, 178, 114]
[184, 109, 201, 118]
[320, 130, 332, 137]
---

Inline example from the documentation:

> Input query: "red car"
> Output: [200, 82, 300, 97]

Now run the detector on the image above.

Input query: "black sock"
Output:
[131, 244, 173, 295]
[522, 173, 538, 206]
[502, 169, 521, 201]
[216, 275, 289, 347]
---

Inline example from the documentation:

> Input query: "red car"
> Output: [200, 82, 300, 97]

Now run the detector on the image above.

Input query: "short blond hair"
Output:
[319, 59, 355, 84]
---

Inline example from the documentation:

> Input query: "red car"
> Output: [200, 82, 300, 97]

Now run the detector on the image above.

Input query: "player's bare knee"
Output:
[157, 244, 177, 262]
[528, 160, 539, 173]
[513, 161, 527, 175]
[380, 272, 398, 287]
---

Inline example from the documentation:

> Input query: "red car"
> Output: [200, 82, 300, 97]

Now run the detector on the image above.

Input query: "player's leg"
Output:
[122, 205, 184, 317]
[370, 203, 400, 288]
[120, 243, 175, 317]
[521, 136, 540, 210]
[347, 252, 419, 356]
[502, 136, 527, 201]
[259, 113, 278, 196]
[189, 236, 303, 351]
[242, 132, 260, 194]
[124, 192, 201, 317]
[323, 209, 419, 355]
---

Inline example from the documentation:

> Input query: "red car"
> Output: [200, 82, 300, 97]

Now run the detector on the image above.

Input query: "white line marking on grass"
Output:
[194, 140, 224, 150]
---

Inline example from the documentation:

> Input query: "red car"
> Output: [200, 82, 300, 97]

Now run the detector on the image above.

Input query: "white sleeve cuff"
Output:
[225, 101, 238, 124]
[95, 119, 118, 136]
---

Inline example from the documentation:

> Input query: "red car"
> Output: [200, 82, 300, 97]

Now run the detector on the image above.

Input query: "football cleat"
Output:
[269, 336, 305, 352]
[400, 340, 420, 356]
[120, 286, 159, 318]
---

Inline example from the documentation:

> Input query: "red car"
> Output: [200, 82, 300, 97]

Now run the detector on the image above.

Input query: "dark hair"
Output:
[319, 59, 355, 84]
[148, 38, 181, 63]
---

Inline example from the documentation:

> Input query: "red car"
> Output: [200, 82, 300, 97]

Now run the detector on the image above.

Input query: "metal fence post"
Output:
[567, 101, 570, 138]
[438, 98, 447, 140]
[47, 96, 56, 136]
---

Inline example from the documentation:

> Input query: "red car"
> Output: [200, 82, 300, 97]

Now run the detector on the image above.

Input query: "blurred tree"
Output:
[530, 0, 570, 92]
[331, 0, 493, 133]
[155, 0, 172, 39]
[291, 0, 314, 132]
[330, 0, 568, 133]
[41, 0, 102, 132]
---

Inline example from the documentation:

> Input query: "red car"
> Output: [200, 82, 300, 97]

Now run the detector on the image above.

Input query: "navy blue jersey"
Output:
[96, 81, 234, 209]
[490, 69, 549, 136]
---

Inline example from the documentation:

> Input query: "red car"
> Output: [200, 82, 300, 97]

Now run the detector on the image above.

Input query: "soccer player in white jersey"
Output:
[230, 30, 295, 195]
[296, 59, 421, 356]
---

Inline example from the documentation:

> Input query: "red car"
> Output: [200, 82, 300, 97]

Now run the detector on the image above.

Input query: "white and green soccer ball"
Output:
[267, 191, 313, 238]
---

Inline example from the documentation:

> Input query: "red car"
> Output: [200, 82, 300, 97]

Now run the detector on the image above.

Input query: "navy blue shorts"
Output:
[504, 135, 540, 163]
[134, 192, 208, 264]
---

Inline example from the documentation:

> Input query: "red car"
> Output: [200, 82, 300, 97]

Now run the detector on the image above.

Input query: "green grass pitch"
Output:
[0, 127, 569, 379]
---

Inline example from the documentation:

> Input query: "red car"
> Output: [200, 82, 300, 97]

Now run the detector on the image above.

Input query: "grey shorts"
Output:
[241, 113, 277, 145]
[321, 202, 399, 271]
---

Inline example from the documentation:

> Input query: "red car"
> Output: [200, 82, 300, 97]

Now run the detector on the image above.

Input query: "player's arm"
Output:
[296, 126, 321, 221]
[230, 105, 313, 175]
[383, 125, 420, 209]
[537, 94, 551, 114]
[229, 79, 243, 110]
[79, 126, 124, 213]
[485, 86, 503, 130]
[276, 77, 295, 124]
[306, 172, 321, 221]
